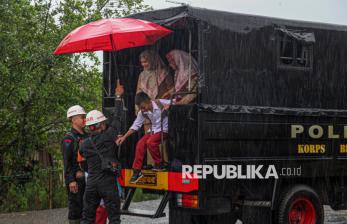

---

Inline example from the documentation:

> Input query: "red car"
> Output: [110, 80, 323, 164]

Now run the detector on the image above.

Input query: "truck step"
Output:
[120, 208, 166, 218]
[121, 189, 170, 218]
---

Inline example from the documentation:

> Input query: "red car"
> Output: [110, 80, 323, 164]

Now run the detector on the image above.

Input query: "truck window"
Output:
[277, 28, 314, 70]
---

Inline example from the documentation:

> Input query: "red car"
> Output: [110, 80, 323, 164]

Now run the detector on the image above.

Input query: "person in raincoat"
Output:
[166, 49, 199, 104]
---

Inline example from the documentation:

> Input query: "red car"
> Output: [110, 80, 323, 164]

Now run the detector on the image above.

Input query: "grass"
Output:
[132, 188, 160, 202]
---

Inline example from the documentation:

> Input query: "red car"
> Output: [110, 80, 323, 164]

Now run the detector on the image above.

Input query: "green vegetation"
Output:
[0, 0, 150, 212]
[1, 167, 66, 212]
[133, 189, 160, 202]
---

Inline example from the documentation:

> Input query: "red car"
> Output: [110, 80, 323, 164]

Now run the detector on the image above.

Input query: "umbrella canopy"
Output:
[53, 18, 172, 54]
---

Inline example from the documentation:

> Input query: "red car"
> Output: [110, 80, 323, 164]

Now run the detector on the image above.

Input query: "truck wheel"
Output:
[277, 185, 324, 224]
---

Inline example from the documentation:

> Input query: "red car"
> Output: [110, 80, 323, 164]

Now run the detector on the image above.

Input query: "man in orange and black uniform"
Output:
[62, 105, 88, 224]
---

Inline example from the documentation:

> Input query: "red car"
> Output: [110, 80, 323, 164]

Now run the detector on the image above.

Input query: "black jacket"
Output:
[80, 113, 121, 182]
[61, 128, 88, 185]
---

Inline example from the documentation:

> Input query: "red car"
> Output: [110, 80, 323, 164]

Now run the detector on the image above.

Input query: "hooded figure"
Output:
[137, 50, 174, 100]
[166, 49, 199, 104]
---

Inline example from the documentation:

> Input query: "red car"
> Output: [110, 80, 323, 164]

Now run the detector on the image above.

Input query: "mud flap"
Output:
[242, 201, 272, 224]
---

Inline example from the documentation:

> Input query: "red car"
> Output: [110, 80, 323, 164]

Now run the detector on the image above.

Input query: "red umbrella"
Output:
[53, 18, 172, 54]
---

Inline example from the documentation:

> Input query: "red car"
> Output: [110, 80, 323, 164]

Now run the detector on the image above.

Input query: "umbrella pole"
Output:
[110, 36, 122, 160]
[109, 34, 128, 162]
[109, 34, 119, 82]
[109, 35, 127, 111]
[108, 51, 112, 96]
[112, 52, 119, 83]
[188, 30, 192, 91]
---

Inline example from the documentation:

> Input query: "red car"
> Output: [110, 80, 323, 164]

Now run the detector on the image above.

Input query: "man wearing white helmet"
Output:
[80, 109, 121, 224]
[62, 105, 88, 224]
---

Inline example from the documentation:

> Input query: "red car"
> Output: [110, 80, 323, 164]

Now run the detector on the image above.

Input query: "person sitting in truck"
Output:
[116, 92, 170, 183]
[137, 49, 174, 100]
[166, 49, 199, 104]
[136, 50, 174, 135]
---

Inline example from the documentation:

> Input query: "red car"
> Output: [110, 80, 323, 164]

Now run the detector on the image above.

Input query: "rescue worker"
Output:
[80, 110, 121, 224]
[62, 105, 88, 224]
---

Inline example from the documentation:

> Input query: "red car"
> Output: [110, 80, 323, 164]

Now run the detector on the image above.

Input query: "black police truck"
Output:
[102, 6, 347, 224]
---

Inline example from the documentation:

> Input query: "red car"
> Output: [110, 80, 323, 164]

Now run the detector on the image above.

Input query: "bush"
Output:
[0, 167, 67, 213]
[132, 188, 160, 202]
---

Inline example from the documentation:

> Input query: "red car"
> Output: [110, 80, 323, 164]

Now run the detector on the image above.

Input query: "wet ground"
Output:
[0, 199, 168, 224]
[0, 200, 346, 224]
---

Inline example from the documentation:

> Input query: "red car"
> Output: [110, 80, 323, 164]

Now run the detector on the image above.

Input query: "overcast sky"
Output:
[143, 0, 347, 25]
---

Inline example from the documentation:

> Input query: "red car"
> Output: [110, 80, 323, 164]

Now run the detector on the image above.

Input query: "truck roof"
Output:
[130, 5, 347, 32]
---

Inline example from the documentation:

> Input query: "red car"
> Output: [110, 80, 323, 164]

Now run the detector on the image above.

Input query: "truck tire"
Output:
[277, 185, 324, 224]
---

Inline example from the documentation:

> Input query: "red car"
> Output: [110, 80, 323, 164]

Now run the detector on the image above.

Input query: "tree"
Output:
[0, 0, 150, 211]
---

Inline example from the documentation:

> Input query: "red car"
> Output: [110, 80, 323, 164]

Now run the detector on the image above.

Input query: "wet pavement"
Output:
[0, 199, 168, 224]
[0, 200, 346, 224]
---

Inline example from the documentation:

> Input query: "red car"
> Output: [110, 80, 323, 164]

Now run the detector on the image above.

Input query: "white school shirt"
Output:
[130, 99, 169, 134]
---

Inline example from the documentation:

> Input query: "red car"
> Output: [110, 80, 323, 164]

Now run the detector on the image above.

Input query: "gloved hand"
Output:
[115, 79, 124, 98]
[110, 161, 122, 176]
[76, 170, 84, 179]
[69, 181, 78, 193]
[116, 136, 126, 145]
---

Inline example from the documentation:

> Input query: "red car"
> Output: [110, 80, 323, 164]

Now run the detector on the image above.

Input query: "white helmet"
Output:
[85, 110, 107, 126]
[67, 105, 86, 118]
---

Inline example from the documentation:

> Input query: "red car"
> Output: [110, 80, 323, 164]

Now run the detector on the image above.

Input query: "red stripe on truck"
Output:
[168, 172, 199, 192]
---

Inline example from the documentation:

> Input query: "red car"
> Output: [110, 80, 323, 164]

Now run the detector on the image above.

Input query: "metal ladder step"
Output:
[120, 208, 166, 218]
[120, 188, 170, 218]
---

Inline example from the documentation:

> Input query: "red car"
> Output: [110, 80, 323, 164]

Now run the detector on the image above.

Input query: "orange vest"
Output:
[76, 138, 85, 163]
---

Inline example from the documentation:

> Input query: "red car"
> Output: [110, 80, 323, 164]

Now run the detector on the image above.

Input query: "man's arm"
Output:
[116, 129, 136, 145]
[129, 111, 145, 131]
[107, 79, 125, 139]
[61, 137, 78, 193]
[62, 138, 76, 184]
[116, 112, 145, 145]
[104, 99, 123, 142]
